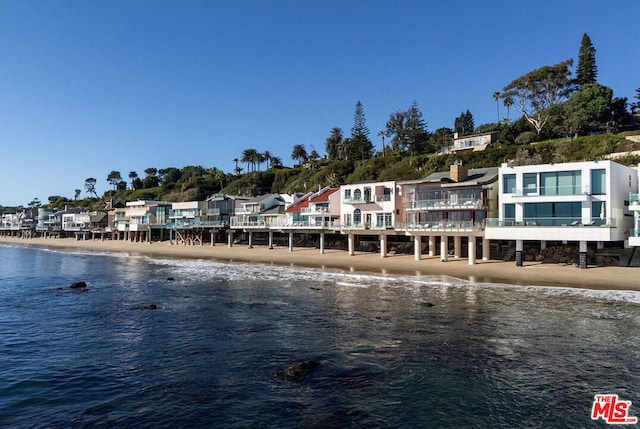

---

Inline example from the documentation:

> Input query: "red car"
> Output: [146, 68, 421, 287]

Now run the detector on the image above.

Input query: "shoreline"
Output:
[1, 236, 639, 291]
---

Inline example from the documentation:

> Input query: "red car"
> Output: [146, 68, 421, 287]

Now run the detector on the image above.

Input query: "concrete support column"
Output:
[579, 240, 588, 269]
[454, 236, 461, 258]
[540, 240, 546, 250]
[227, 230, 233, 247]
[289, 232, 294, 252]
[440, 235, 448, 262]
[380, 234, 387, 258]
[428, 235, 435, 257]
[468, 236, 476, 265]
[414, 235, 422, 261]
[248, 231, 253, 248]
[320, 232, 325, 254]
[515, 239, 523, 267]
[211, 231, 215, 246]
[482, 238, 490, 261]
[268, 231, 274, 249]
[348, 234, 355, 256]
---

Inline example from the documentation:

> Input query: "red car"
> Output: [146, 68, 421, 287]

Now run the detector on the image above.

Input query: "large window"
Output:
[591, 169, 606, 195]
[504, 203, 515, 220]
[353, 209, 361, 225]
[541, 171, 581, 195]
[503, 174, 516, 194]
[523, 173, 538, 195]
[524, 202, 581, 225]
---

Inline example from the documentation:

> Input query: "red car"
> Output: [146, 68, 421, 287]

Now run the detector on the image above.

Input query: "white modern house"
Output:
[485, 160, 638, 268]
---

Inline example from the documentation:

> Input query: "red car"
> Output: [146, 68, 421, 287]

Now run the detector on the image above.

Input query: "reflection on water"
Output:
[0, 244, 639, 428]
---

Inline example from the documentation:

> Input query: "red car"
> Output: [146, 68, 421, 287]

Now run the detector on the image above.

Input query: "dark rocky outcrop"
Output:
[69, 281, 87, 289]
[276, 360, 320, 380]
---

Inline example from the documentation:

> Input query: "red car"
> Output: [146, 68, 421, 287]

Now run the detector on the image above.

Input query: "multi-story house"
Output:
[301, 187, 340, 228]
[440, 131, 497, 155]
[338, 180, 402, 257]
[485, 160, 638, 268]
[399, 162, 498, 264]
[124, 200, 172, 242]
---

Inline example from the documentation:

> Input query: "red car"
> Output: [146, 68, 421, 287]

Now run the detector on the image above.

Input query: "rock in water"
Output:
[69, 281, 87, 289]
[276, 360, 320, 380]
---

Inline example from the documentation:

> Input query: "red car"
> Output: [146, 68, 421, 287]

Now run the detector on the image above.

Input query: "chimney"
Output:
[450, 160, 468, 182]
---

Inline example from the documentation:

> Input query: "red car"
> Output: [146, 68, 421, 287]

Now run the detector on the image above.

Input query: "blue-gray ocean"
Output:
[1, 243, 639, 428]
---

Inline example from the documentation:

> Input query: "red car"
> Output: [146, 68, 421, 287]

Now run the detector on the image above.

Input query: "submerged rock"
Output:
[167, 277, 175, 281]
[276, 360, 320, 380]
[69, 281, 87, 289]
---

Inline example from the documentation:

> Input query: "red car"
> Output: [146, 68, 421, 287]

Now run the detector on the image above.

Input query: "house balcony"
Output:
[397, 221, 484, 232]
[375, 195, 392, 202]
[343, 197, 372, 205]
[235, 208, 261, 215]
[629, 229, 640, 247]
[629, 193, 640, 211]
[301, 207, 330, 215]
[339, 222, 394, 231]
[507, 186, 591, 202]
[405, 199, 486, 211]
[485, 217, 620, 242]
[207, 208, 221, 215]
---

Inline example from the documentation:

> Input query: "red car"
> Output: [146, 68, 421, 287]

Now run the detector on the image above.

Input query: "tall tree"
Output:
[575, 33, 597, 88]
[350, 101, 373, 160]
[106, 171, 123, 190]
[84, 177, 98, 198]
[385, 101, 428, 154]
[493, 91, 501, 122]
[502, 59, 574, 134]
[263, 151, 272, 169]
[377, 130, 386, 157]
[74, 189, 81, 200]
[291, 144, 308, 166]
[454, 110, 474, 135]
[562, 83, 613, 137]
[128, 171, 138, 190]
[503, 96, 514, 120]
[241, 149, 260, 172]
[325, 127, 343, 160]
[233, 158, 240, 174]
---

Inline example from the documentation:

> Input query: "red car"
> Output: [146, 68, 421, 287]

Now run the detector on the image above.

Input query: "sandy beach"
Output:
[1, 236, 639, 291]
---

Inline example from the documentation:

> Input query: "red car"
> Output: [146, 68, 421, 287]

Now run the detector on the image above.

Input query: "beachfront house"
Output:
[206, 194, 245, 227]
[485, 160, 638, 268]
[169, 201, 208, 228]
[398, 162, 498, 263]
[338, 180, 404, 257]
[230, 194, 285, 228]
[124, 200, 172, 242]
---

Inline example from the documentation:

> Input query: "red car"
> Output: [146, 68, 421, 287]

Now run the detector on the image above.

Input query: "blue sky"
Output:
[1, 0, 638, 207]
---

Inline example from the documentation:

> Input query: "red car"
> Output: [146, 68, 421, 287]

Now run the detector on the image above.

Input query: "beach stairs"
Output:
[620, 247, 640, 267]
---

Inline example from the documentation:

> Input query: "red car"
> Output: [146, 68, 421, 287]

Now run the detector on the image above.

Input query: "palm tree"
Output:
[255, 152, 266, 171]
[493, 91, 501, 123]
[291, 144, 308, 166]
[263, 151, 272, 169]
[503, 96, 514, 121]
[233, 158, 240, 175]
[241, 149, 259, 172]
[270, 156, 282, 167]
[377, 130, 386, 157]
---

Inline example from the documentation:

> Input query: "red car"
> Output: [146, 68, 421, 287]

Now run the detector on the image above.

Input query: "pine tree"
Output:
[350, 101, 373, 160]
[576, 33, 597, 87]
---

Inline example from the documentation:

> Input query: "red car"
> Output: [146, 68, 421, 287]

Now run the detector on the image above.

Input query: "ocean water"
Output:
[1, 244, 639, 428]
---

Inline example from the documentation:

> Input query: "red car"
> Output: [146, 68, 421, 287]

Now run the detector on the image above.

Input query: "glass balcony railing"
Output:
[486, 217, 616, 227]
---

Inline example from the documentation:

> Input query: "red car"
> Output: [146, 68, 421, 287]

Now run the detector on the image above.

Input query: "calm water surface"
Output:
[1, 244, 639, 428]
